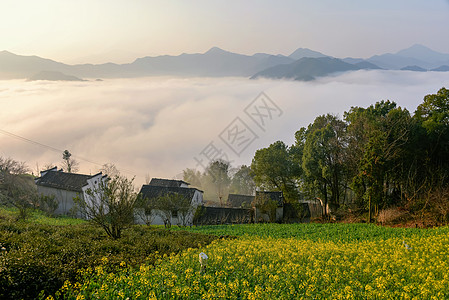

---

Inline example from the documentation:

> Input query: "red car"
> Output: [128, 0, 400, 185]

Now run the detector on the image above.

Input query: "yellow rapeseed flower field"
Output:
[59, 224, 449, 299]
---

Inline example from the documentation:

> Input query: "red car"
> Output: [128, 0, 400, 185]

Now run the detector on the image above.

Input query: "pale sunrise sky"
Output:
[1, 0, 449, 64]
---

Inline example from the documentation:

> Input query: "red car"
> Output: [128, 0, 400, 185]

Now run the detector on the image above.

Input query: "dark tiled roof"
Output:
[139, 185, 199, 204]
[256, 191, 284, 207]
[149, 178, 190, 188]
[35, 170, 93, 193]
[227, 194, 254, 208]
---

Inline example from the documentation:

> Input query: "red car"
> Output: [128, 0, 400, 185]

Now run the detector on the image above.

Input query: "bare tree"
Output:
[75, 175, 139, 239]
[0, 157, 37, 220]
[99, 163, 120, 178]
[61, 150, 79, 173]
[135, 195, 156, 226]
[153, 192, 192, 228]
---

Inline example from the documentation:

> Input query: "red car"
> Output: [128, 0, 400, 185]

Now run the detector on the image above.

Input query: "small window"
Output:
[172, 210, 178, 218]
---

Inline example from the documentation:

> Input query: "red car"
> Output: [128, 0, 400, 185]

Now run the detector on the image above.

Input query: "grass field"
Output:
[57, 223, 449, 300]
[0, 207, 86, 225]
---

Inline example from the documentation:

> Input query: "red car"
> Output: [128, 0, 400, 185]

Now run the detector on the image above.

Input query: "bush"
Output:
[0, 218, 218, 300]
[38, 194, 59, 217]
[377, 207, 407, 225]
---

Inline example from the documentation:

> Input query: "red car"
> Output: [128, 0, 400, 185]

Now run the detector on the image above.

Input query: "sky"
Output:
[1, 0, 449, 64]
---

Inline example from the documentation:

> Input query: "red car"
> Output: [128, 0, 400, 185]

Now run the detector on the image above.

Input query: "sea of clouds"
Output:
[1, 70, 448, 184]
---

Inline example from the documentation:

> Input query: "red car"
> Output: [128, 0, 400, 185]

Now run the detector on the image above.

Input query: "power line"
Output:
[0, 128, 142, 177]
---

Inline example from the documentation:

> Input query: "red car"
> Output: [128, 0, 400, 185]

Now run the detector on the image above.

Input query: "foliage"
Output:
[0, 157, 37, 220]
[58, 223, 449, 299]
[345, 101, 412, 221]
[302, 114, 347, 215]
[182, 168, 203, 189]
[204, 159, 231, 206]
[76, 175, 139, 239]
[229, 165, 255, 196]
[60, 150, 79, 173]
[134, 196, 157, 226]
[151, 192, 193, 228]
[38, 194, 59, 217]
[183, 164, 256, 207]
[0, 215, 217, 300]
[426, 186, 449, 224]
[252, 193, 278, 222]
[251, 141, 300, 202]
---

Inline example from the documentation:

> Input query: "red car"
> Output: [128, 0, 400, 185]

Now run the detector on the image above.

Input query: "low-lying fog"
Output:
[1, 70, 448, 184]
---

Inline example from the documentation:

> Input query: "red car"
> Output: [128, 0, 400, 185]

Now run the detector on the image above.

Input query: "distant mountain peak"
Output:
[0, 50, 15, 55]
[400, 43, 432, 51]
[27, 71, 86, 81]
[205, 47, 229, 55]
[396, 44, 449, 62]
[289, 48, 327, 60]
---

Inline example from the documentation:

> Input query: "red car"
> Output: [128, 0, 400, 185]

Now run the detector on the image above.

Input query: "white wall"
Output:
[81, 173, 107, 217]
[134, 190, 204, 226]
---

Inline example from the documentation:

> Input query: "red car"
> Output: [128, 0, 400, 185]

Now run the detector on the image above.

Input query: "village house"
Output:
[34, 167, 107, 216]
[137, 178, 204, 226]
[195, 192, 284, 225]
[227, 194, 254, 208]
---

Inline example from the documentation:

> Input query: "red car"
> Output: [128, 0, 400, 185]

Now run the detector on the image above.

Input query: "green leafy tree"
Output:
[251, 141, 300, 202]
[345, 101, 411, 220]
[302, 114, 347, 215]
[414, 87, 449, 181]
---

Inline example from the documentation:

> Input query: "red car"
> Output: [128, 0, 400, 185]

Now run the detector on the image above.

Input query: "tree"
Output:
[345, 101, 411, 221]
[183, 168, 203, 188]
[99, 163, 120, 178]
[134, 195, 157, 226]
[302, 114, 347, 216]
[76, 175, 138, 239]
[61, 150, 79, 173]
[204, 160, 231, 206]
[414, 87, 449, 181]
[251, 141, 300, 202]
[229, 165, 255, 195]
[252, 193, 278, 223]
[0, 157, 37, 220]
[153, 192, 192, 228]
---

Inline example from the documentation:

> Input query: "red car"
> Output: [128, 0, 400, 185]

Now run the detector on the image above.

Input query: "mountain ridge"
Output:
[1, 44, 448, 81]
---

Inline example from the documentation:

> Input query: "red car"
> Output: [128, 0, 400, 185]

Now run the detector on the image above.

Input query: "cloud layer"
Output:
[1, 71, 448, 184]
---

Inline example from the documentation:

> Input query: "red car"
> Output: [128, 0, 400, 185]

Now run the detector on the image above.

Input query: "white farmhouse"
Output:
[137, 178, 204, 226]
[35, 167, 107, 216]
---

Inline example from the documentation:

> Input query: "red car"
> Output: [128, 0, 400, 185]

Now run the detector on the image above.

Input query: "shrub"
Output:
[377, 207, 407, 225]
[38, 194, 59, 217]
[0, 218, 217, 300]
